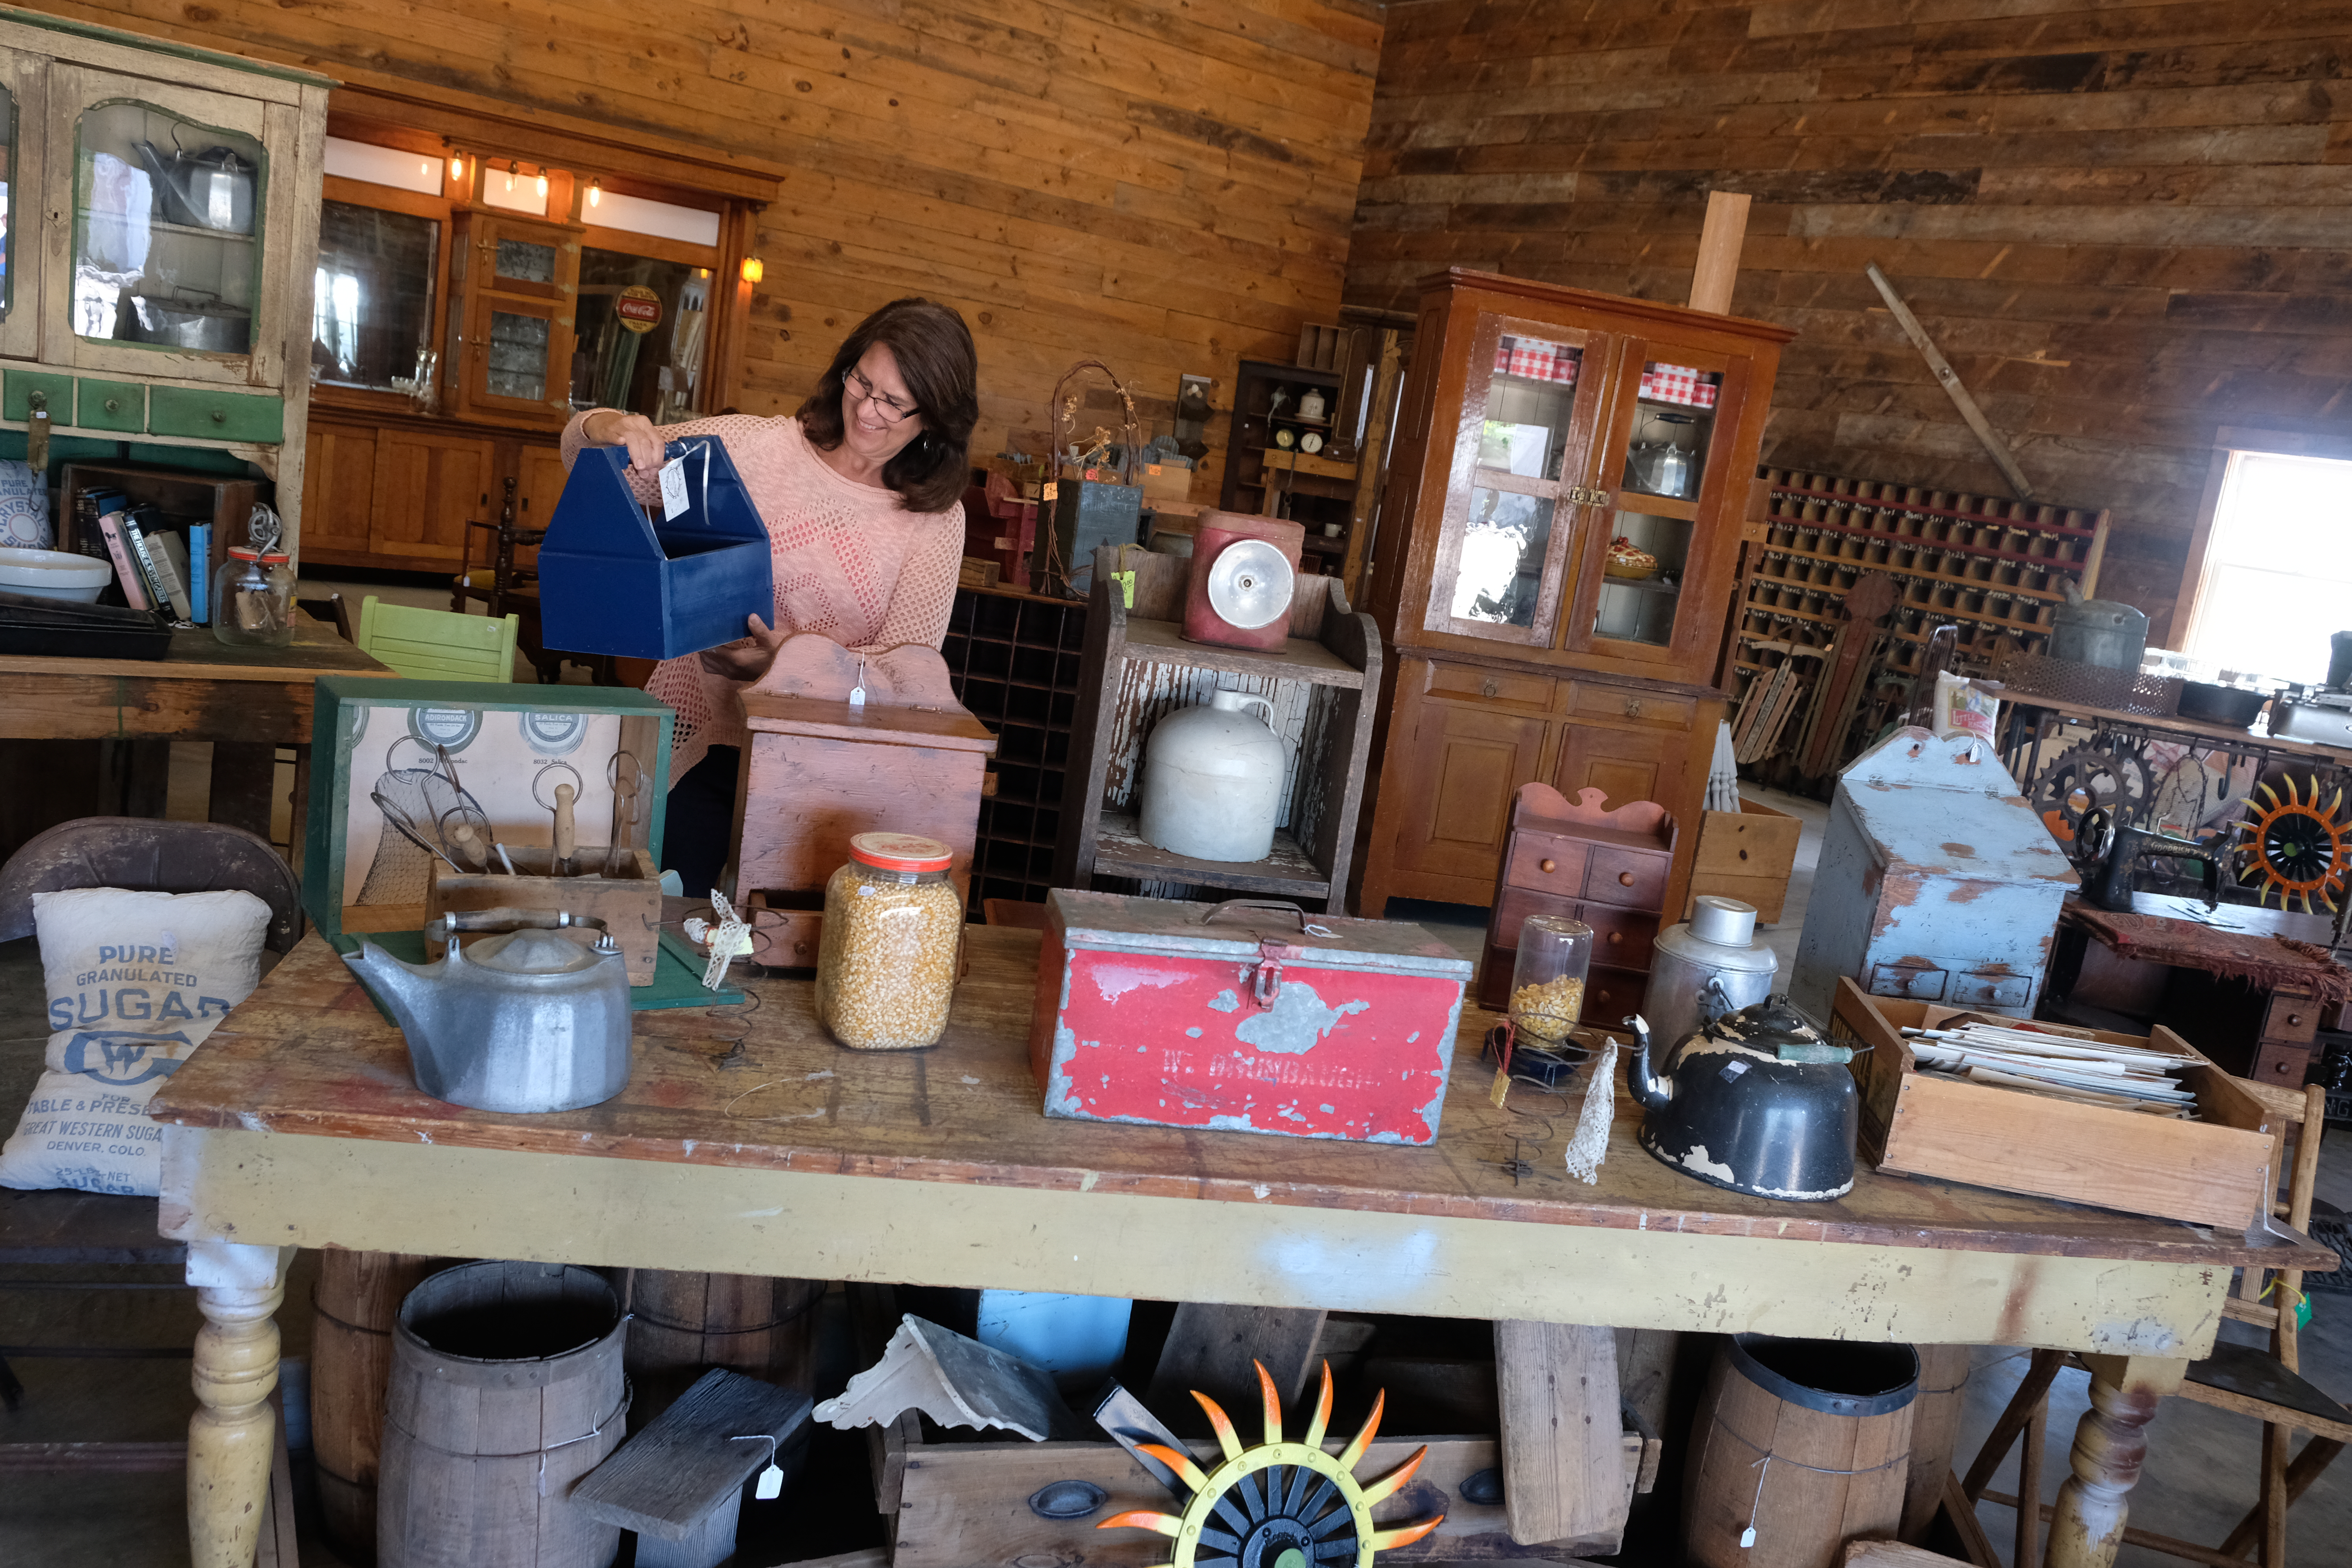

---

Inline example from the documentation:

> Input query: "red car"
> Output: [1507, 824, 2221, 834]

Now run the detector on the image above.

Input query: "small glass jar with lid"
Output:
[815, 832, 965, 1049]
[1508, 915, 1593, 1046]
[211, 548, 295, 647]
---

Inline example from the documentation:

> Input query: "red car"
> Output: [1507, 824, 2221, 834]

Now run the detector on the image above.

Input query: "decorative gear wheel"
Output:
[2230, 772, 2351, 914]
[2032, 742, 2152, 838]
[1098, 1361, 1443, 1568]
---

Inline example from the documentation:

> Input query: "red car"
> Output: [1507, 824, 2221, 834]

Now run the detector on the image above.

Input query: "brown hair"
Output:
[796, 298, 978, 514]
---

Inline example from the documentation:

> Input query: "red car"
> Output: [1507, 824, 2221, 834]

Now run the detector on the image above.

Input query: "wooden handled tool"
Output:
[554, 782, 577, 877]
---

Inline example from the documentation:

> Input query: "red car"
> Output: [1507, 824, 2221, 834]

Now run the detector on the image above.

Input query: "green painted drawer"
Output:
[77, 378, 144, 432]
[147, 386, 284, 445]
[2, 368, 75, 423]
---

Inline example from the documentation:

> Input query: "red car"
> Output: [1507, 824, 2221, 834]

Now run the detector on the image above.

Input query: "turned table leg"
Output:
[2044, 1352, 2187, 1568]
[187, 1240, 294, 1568]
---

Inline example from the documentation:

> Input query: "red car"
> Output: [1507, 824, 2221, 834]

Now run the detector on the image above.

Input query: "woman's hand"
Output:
[583, 408, 666, 472]
[698, 614, 788, 681]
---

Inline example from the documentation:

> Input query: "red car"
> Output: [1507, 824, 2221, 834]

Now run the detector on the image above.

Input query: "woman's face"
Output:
[837, 342, 926, 468]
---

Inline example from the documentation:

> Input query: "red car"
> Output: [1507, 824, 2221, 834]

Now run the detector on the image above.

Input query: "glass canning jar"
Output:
[815, 832, 964, 1049]
[211, 547, 295, 646]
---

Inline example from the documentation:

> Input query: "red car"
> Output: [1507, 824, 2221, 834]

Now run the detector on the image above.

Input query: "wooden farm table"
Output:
[149, 927, 2332, 1568]
[0, 621, 395, 849]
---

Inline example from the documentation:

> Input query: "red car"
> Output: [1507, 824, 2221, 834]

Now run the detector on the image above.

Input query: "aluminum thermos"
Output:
[1641, 896, 1779, 1051]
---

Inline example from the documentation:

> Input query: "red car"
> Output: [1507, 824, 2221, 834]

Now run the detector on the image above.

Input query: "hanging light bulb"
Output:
[741, 257, 764, 284]
[448, 152, 464, 181]
[588, 178, 601, 208]
[536, 168, 549, 199]
[505, 161, 517, 192]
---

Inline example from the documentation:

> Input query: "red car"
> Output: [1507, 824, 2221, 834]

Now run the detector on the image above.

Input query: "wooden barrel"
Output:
[378, 1261, 628, 1568]
[312, 1250, 453, 1563]
[1899, 1344, 1973, 1542]
[624, 1270, 824, 1424]
[1684, 1334, 1918, 1568]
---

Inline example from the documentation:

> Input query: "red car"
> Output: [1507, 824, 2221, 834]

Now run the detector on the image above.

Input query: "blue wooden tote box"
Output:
[538, 437, 774, 659]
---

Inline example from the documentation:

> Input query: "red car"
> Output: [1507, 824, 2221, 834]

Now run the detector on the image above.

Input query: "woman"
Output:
[563, 296, 978, 898]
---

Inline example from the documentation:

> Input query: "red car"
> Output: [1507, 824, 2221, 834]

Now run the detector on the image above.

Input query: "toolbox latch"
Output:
[1250, 940, 1296, 1008]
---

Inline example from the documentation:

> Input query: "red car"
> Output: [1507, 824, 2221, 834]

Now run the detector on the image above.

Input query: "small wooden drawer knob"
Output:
[1618, 871, 1636, 886]
[210, 409, 227, 423]
[1539, 858, 1557, 873]
[1607, 931, 1623, 945]
[2287, 1013, 2303, 1027]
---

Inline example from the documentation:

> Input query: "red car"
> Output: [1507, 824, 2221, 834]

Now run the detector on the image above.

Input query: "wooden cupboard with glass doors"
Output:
[1356, 269, 1793, 935]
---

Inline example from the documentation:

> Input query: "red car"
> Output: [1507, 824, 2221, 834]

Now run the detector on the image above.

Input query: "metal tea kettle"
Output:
[344, 928, 632, 1113]
[136, 138, 256, 234]
[1626, 997, 1860, 1201]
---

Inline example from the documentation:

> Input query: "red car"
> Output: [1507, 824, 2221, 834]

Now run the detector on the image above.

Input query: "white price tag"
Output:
[755, 1462, 784, 1500]
[659, 456, 690, 521]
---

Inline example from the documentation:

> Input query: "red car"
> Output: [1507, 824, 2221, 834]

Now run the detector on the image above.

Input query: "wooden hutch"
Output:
[1355, 269, 1792, 931]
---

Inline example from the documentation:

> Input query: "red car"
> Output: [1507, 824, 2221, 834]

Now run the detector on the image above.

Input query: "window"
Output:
[2179, 443, 2352, 685]
[312, 200, 437, 391]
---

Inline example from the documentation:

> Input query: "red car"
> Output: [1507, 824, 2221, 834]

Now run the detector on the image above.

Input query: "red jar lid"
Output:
[849, 832, 952, 873]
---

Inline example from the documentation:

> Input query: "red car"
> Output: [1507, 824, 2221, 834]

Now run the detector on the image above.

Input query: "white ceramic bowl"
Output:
[0, 546, 114, 604]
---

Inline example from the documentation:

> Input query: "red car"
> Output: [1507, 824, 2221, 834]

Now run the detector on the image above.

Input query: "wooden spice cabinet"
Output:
[1356, 270, 1790, 920]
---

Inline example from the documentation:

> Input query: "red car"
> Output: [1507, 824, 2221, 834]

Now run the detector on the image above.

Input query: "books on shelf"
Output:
[94, 506, 149, 612]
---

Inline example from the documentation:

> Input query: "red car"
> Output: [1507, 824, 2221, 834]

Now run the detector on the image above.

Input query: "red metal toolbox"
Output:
[1029, 891, 1473, 1144]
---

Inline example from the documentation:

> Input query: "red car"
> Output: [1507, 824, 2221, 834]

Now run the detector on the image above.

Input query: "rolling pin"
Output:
[554, 782, 577, 877]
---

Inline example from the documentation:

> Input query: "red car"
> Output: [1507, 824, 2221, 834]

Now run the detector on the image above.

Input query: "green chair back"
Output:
[356, 597, 519, 682]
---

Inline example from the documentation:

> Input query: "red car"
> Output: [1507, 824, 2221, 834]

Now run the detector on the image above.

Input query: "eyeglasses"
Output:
[845, 365, 918, 425]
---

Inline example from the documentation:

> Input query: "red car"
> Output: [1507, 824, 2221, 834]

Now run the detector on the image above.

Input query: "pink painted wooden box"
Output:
[1027, 890, 1473, 1144]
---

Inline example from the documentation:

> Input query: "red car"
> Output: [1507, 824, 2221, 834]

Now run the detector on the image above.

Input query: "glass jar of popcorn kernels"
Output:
[815, 832, 964, 1050]
[1508, 915, 1593, 1046]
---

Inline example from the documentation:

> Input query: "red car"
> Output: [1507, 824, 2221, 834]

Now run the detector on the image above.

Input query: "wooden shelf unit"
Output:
[1054, 548, 1381, 915]
[939, 584, 1088, 915]
[1730, 465, 2112, 784]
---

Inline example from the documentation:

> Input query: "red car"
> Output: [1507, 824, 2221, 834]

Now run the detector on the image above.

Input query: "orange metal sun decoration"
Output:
[2231, 773, 2352, 914]
[1096, 1360, 1443, 1568]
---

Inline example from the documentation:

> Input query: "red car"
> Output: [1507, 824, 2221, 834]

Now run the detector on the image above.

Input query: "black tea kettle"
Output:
[1627, 998, 1860, 1201]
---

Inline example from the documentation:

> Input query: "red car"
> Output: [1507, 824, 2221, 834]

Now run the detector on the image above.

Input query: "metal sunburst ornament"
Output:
[2231, 773, 2352, 913]
[1097, 1361, 1443, 1568]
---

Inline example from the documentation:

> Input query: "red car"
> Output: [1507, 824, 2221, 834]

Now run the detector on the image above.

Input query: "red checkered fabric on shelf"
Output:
[1638, 362, 1719, 408]
[1495, 336, 1579, 385]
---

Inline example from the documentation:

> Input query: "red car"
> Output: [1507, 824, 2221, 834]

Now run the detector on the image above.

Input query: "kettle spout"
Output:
[1625, 1014, 1673, 1114]
[343, 939, 456, 1051]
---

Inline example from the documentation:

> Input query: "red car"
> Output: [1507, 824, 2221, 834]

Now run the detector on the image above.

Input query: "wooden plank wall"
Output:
[46, 0, 1382, 494]
[1350, 0, 2352, 636]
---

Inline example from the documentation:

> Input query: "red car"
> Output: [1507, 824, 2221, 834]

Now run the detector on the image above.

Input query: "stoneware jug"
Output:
[1138, 690, 1286, 862]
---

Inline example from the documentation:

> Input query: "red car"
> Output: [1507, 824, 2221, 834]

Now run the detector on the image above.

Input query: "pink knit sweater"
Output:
[559, 412, 965, 780]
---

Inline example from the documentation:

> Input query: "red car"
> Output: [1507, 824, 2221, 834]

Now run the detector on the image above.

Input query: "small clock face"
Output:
[1300, 431, 1325, 454]
[1273, 428, 1296, 449]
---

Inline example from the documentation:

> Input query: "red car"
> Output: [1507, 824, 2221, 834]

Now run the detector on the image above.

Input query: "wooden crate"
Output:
[1685, 797, 1802, 922]
[301, 677, 674, 942]
[888, 1429, 1646, 1567]
[1830, 977, 2278, 1229]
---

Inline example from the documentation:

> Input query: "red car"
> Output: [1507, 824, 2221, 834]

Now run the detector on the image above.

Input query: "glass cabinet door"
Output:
[45, 66, 279, 386]
[0, 49, 36, 363]
[1574, 343, 1744, 661]
[70, 89, 265, 359]
[1424, 317, 1606, 646]
[451, 214, 576, 419]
